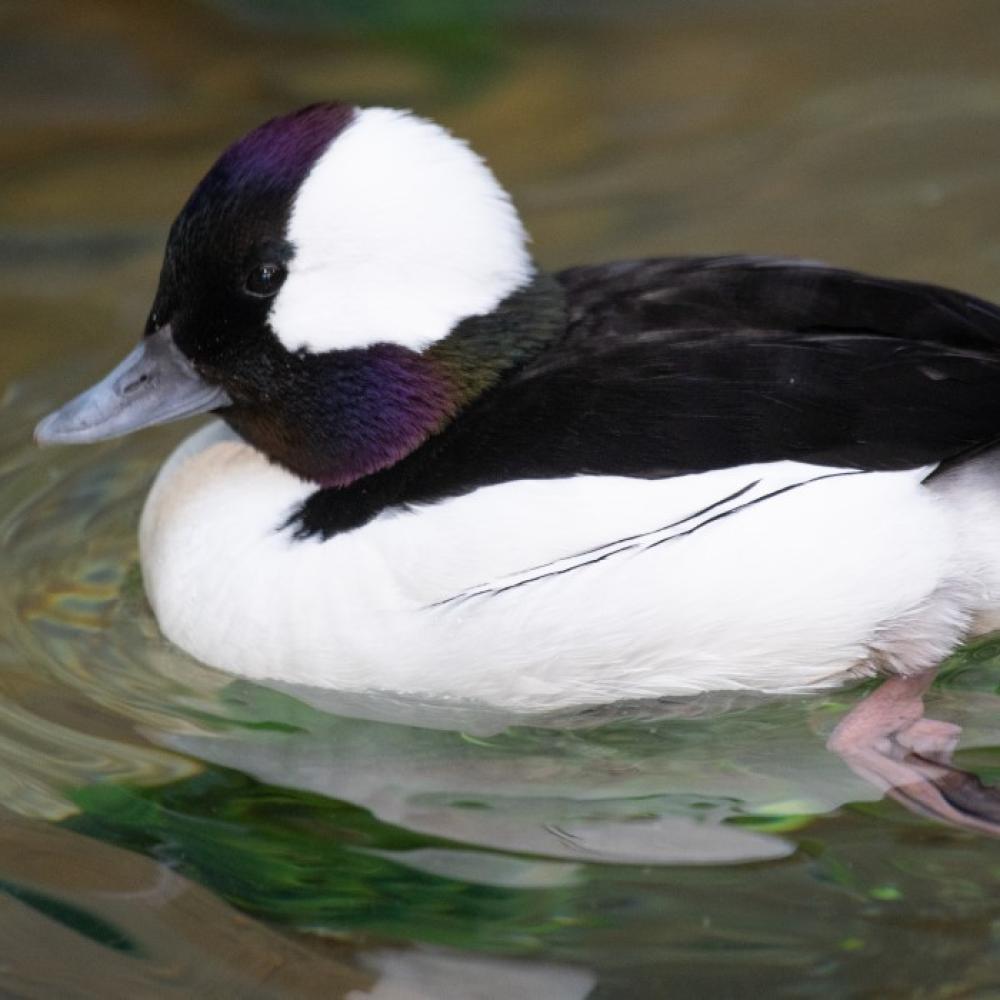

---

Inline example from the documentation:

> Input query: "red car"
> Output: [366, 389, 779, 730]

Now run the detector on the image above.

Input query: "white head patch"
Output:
[268, 107, 533, 354]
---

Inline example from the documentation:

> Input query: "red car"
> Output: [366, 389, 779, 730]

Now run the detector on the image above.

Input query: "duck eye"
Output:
[244, 262, 287, 297]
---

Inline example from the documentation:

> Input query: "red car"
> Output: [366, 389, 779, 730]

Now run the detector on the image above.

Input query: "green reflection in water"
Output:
[67, 769, 583, 951]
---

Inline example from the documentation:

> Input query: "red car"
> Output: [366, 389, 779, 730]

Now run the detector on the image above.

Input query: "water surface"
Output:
[5, 1, 1000, 995]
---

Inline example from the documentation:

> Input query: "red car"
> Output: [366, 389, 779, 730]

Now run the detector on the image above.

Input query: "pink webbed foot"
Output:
[827, 671, 1000, 835]
[893, 718, 962, 763]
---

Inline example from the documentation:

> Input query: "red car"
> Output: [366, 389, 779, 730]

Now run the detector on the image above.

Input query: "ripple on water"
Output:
[0, 379, 230, 817]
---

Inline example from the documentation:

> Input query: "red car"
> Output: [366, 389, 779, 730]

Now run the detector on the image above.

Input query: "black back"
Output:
[292, 256, 1000, 538]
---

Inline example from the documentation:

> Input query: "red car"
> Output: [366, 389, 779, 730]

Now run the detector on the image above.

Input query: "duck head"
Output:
[35, 103, 545, 485]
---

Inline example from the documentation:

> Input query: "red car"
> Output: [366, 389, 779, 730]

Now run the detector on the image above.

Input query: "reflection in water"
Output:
[163, 693, 799, 867]
[2, 805, 594, 999]
[351, 949, 595, 1000]
[7, 0, 1000, 995]
[0, 807, 372, 998]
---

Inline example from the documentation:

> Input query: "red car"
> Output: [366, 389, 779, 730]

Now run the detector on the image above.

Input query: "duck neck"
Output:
[425, 269, 567, 409]
[223, 271, 566, 487]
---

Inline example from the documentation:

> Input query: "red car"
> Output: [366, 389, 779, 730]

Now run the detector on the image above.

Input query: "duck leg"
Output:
[827, 671, 1000, 835]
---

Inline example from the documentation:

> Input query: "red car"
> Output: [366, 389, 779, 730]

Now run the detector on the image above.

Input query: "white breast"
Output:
[139, 421, 985, 712]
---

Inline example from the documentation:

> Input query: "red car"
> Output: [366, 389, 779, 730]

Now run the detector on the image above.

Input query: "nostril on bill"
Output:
[121, 372, 151, 395]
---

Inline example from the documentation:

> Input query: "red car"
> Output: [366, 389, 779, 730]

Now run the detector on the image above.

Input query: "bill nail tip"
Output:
[33, 417, 59, 447]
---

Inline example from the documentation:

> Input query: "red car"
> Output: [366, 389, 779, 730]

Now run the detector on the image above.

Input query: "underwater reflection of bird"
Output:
[33, 102, 1000, 834]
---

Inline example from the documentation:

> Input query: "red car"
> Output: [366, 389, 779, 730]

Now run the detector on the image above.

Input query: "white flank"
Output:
[138, 422, 1000, 713]
[267, 107, 533, 354]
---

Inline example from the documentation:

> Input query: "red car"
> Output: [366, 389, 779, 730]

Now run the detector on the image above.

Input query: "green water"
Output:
[5, 1, 1000, 995]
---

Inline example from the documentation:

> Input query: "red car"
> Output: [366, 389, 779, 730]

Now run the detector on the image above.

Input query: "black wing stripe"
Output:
[643, 469, 864, 550]
[429, 470, 864, 609]
[426, 477, 762, 609]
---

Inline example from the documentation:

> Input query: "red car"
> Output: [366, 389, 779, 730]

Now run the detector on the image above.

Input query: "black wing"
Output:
[541, 255, 1000, 471]
[293, 256, 1000, 537]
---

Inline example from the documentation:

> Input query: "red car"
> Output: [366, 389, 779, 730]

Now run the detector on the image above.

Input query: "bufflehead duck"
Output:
[34, 104, 1000, 829]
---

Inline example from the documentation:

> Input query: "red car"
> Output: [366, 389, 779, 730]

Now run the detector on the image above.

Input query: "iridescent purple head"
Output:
[187, 103, 355, 217]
